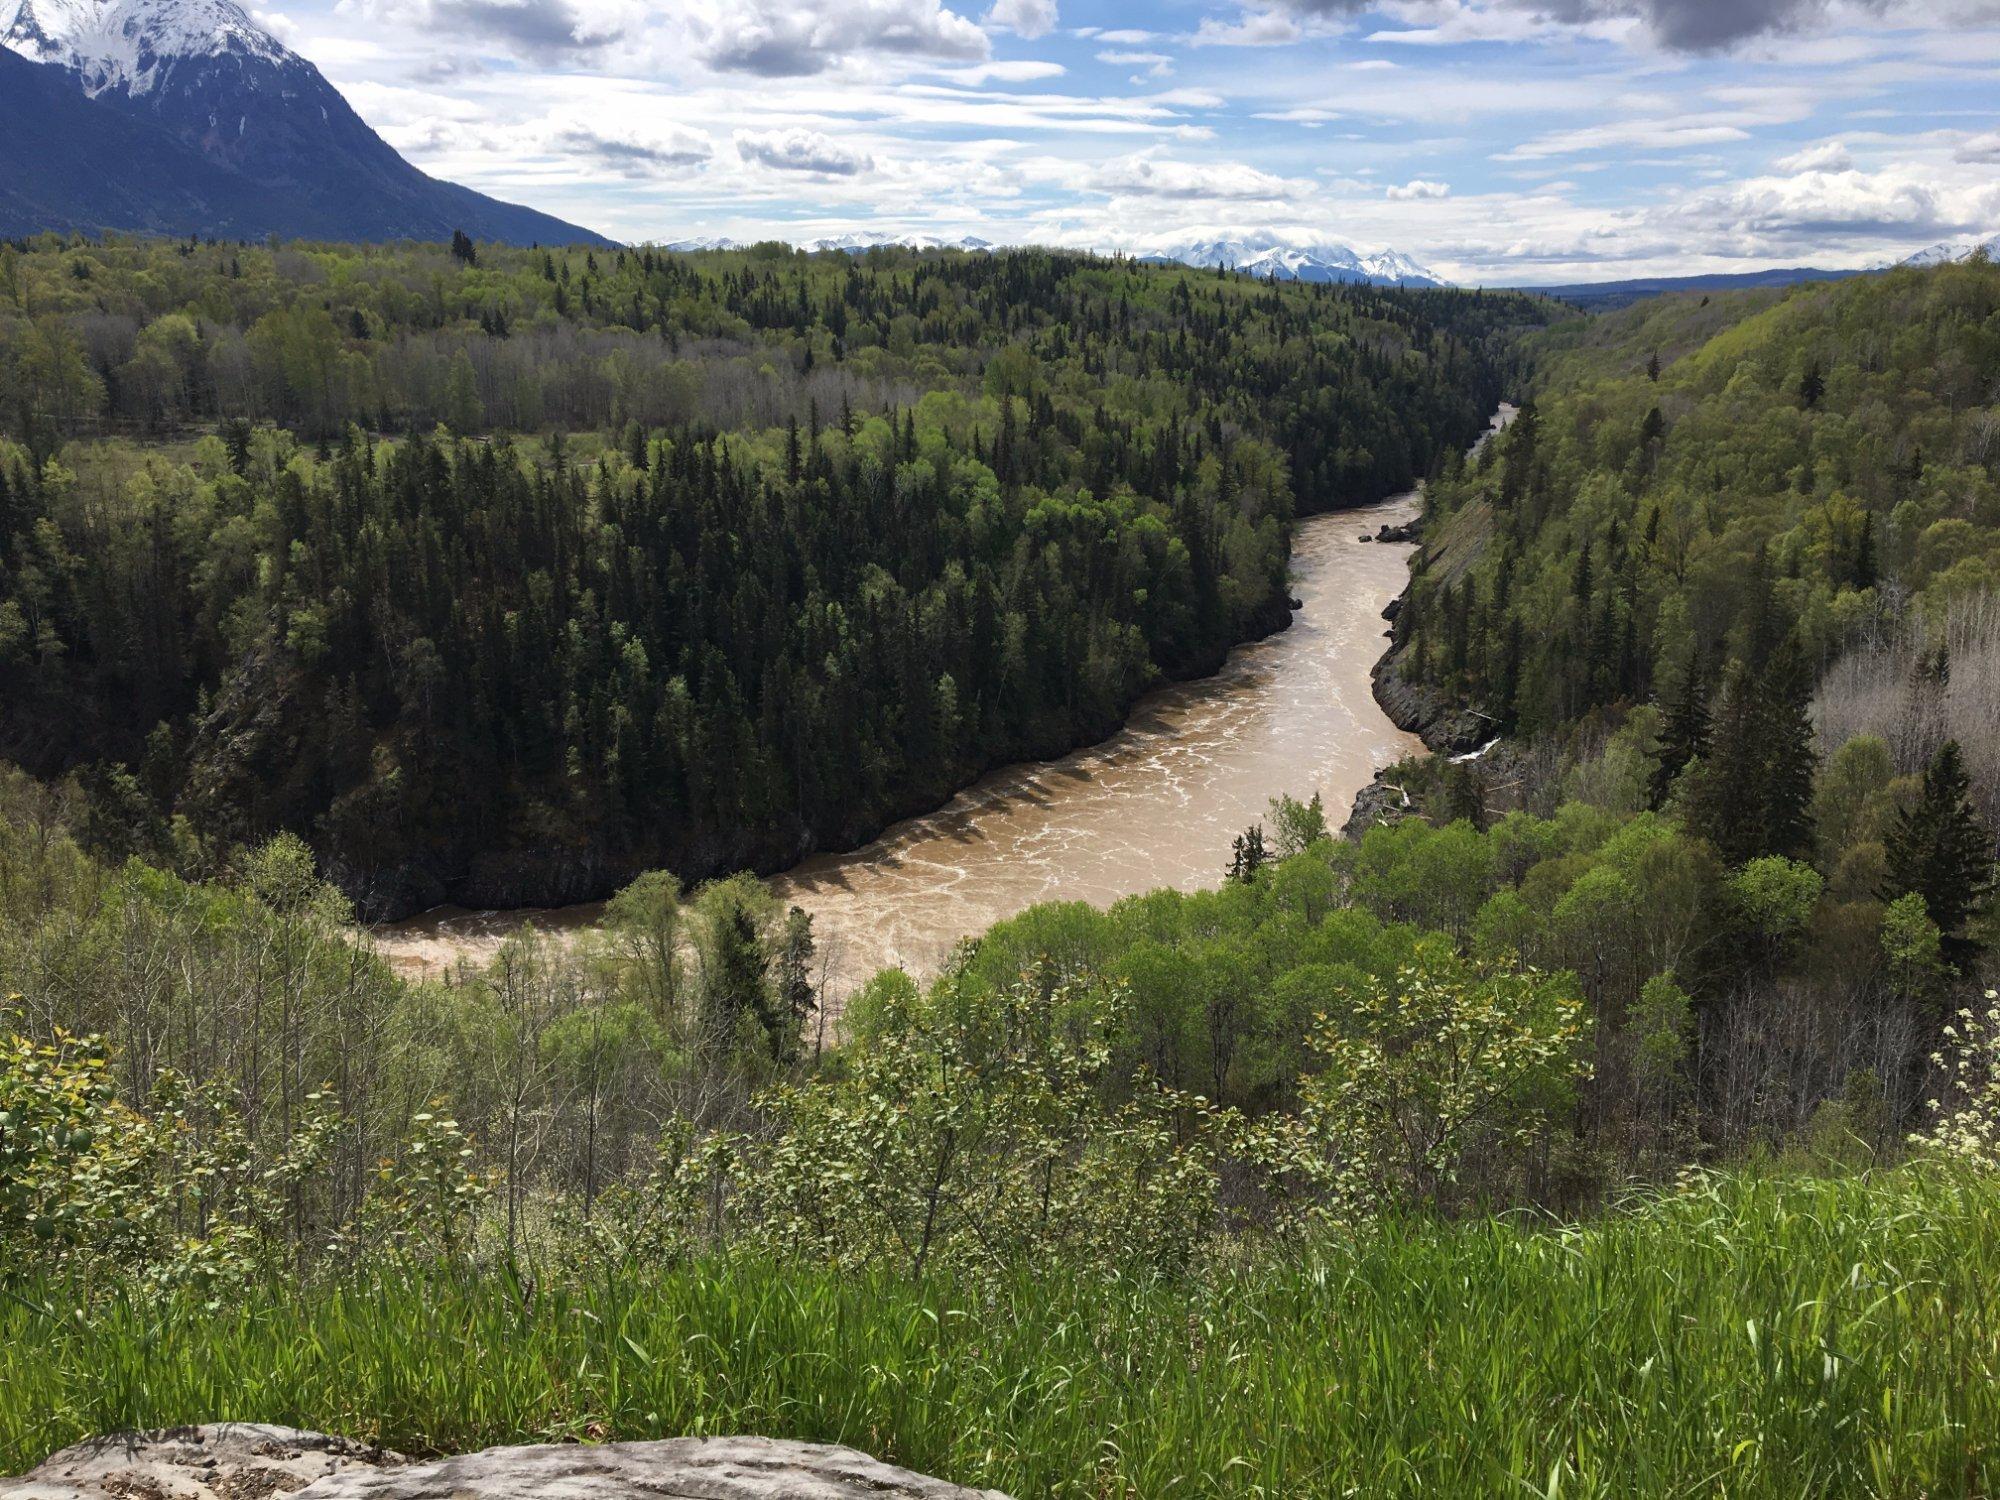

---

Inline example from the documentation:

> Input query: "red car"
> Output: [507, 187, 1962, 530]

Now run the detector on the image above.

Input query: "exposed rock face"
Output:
[1370, 652, 1496, 755]
[0, 1425, 405, 1500]
[1342, 770, 1414, 840]
[1, 1428, 1010, 1500]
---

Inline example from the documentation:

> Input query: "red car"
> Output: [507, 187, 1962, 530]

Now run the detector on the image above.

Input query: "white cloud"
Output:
[557, 121, 714, 175]
[936, 59, 1065, 82]
[1098, 48, 1174, 78]
[1387, 177, 1452, 198]
[1191, 9, 1305, 46]
[1955, 129, 2000, 163]
[1498, 119, 1754, 160]
[736, 127, 876, 174]
[984, 0, 1055, 37]
[1084, 150, 1313, 201]
[1773, 139, 1853, 171]
[699, 0, 989, 76]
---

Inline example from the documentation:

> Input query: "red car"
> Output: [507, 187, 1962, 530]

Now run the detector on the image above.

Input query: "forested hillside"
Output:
[1355, 259, 1999, 1159]
[0, 238, 1538, 912]
[3, 245, 1999, 1493]
[1395, 258, 2000, 785]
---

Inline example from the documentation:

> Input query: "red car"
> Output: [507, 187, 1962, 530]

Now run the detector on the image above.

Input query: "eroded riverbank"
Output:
[373, 488, 1430, 987]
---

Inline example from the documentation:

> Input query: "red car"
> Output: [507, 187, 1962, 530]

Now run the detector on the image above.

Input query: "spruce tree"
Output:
[1758, 637, 1818, 861]
[1687, 661, 1766, 864]
[1883, 740, 1996, 967]
[1651, 649, 1710, 808]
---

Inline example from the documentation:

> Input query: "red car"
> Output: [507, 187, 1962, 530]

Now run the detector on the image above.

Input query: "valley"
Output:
[374, 485, 1429, 982]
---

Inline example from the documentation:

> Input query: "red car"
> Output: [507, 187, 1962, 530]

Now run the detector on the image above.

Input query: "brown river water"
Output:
[371, 408, 1512, 988]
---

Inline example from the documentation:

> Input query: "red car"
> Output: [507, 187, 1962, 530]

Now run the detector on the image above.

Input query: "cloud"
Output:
[1544, 0, 1862, 53]
[1498, 119, 1755, 160]
[984, 0, 1056, 37]
[1099, 48, 1174, 78]
[735, 127, 876, 175]
[557, 123, 714, 175]
[1955, 130, 2000, 163]
[935, 59, 1065, 82]
[1774, 139, 1853, 172]
[1671, 160, 2000, 244]
[1085, 150, 1311, 201]
[424, 0, 611, 57]
[1387, 178, 1452, 198]
[700, 0, 989, 76]
[1254, 106, 1342, 124]
[1191, 9, 1307, 46]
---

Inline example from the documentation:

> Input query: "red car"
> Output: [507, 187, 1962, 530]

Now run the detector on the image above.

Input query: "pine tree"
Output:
[1227, 824, 1268, 883]
[1651, 649, 1710, 808]
[1883, 740, 1996, 967]
[1757, 637, 1818, 861]
[1686, 661, 1766, 864]
[1684, 641, 1815, 865]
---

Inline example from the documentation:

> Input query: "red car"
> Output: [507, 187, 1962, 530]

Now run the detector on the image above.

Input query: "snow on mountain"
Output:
[1139, 233, 1445, 287]
[1, 0, 285, 96]
[650, 229, 1446, 285]
[1899, 233, 2000, 268]
[0, 0, 605, 243]
[795, 231, 994, 254]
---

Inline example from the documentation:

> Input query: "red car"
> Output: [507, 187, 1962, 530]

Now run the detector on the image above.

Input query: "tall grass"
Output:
[3, 1169, 1995, 1497]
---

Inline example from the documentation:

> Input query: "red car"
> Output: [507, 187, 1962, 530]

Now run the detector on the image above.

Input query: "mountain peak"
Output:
[2, 0, 290, 95]
[1137, 233, 1446, 288]
[1899, 232, 1999, 269]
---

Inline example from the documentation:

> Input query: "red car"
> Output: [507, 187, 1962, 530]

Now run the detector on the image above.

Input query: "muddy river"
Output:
[371, 412, 1513, 987]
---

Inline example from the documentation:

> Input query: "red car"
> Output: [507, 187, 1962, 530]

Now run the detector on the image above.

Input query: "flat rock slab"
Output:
[0, 1426, 403, 1500]
[2, 1428, 1009, 1500]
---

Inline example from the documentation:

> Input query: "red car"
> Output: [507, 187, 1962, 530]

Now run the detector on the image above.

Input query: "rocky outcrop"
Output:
[1342, 769, 1415, 839]
[0, 1425, 404, 1500]
[1, 1427, 1010, 1500]
[1370, 651, 1497, 756]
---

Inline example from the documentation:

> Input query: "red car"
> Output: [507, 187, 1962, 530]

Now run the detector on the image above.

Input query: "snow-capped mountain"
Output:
[797, 232, 995, 254]
[3, 0, 283, 95]
[0, 0, 605, 244]
[1140, 234, 1446, 287]
[658, 232, 995, 256]
[1900, 233, 2000, 268]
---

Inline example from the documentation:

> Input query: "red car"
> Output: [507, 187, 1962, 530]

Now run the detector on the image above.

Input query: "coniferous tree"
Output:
[1882, 740, 1996, 968]
[1686, 661, 1766, 864]
[1227, 824, 1268, 884]
[1757, 637, 1818, 862]
[1651, 649, 1710, 808]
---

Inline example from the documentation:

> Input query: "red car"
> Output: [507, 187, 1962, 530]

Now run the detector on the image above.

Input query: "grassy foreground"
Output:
[3, 1169, 1995, 1498]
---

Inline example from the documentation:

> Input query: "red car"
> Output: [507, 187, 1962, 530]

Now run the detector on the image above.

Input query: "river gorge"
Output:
[372, 408, 1516, 988]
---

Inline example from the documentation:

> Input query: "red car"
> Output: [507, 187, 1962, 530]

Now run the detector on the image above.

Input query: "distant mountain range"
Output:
[0, 0, 607, 244]
[1136, 236, 1445, 287]
[1898, 233, 2000, 267]
[1517, 266, 1870, 311]
[660, 230, 1446, 287]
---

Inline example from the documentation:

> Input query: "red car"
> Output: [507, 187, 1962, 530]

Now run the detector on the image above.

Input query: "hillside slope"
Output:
[1379, 260, 2000, 821]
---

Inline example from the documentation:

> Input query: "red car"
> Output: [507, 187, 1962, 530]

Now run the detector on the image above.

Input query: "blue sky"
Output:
[260, 0, 2000, 282]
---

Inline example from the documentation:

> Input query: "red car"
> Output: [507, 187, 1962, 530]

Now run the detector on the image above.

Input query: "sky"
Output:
[254, 0, 2000, 283]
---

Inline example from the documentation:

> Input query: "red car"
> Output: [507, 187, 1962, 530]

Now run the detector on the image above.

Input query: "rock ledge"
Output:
[2, 1426, 1009, 1500]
